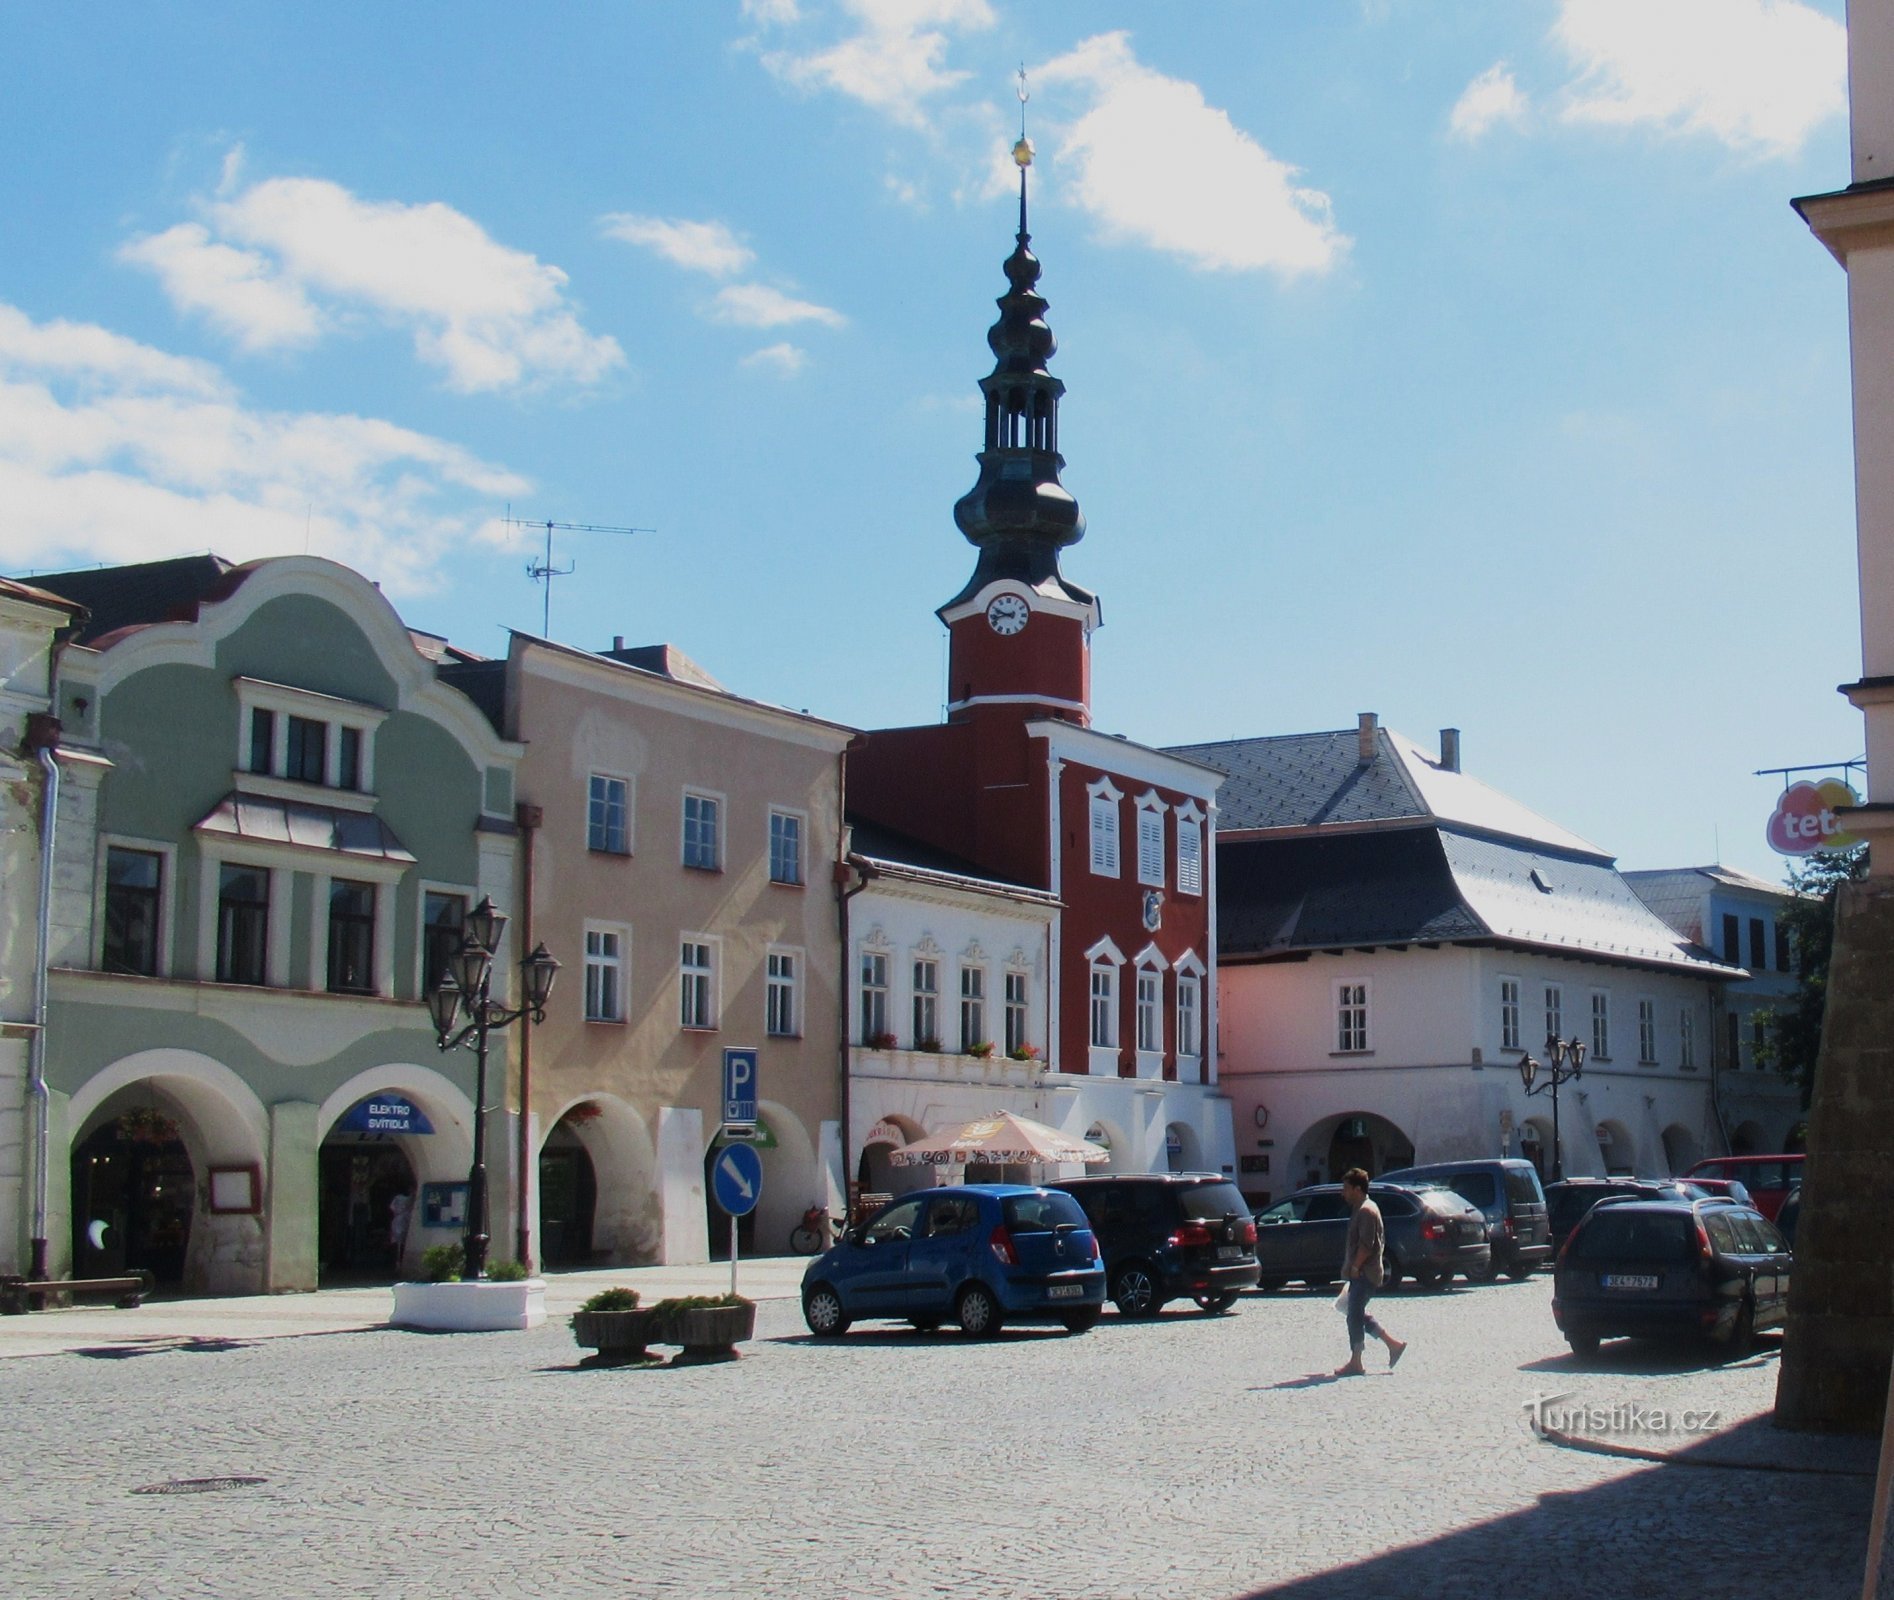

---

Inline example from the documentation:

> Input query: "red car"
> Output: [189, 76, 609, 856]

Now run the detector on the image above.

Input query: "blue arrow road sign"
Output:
[723, 1047, 758, 1128]
[711, 1140, 763, 1217]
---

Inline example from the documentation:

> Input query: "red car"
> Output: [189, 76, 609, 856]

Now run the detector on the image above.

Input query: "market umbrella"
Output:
[886, 1111, 1109, 1168]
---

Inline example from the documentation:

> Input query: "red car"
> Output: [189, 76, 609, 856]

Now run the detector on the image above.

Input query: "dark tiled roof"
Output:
[846, 813, 1036, 889]
[598, 642, 726, 692]
[1167, 729, 1425, 831]
[437, 660, 507, 736]
[22, 555, 240, 646]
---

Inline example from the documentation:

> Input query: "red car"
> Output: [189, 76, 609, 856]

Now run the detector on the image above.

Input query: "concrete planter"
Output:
[671, 1301, 756, 1362]
[390, 1278, 547, 1332]
[571, 1307, 661, 1364]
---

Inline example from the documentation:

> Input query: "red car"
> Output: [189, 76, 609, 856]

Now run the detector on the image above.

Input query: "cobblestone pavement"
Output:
[0, 1273, 1876, 1599]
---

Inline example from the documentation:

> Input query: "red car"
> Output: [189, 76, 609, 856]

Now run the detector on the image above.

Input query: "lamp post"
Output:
[1517, 1033, 1587, 1183]
[425, 896, 559, 1281]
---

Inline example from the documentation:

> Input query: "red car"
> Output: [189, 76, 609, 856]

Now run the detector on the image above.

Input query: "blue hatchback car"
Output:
[801, 1185, 1106, 1337]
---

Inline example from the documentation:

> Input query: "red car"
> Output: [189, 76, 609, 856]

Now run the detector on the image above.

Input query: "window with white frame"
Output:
[1090, 962, 1117, 1048]
[1175, 804, 1204, 897]
[1638, 998, 1657, 1063]
[1500, 978, 1521, 1051]
[326, 879, 377, 994]
[1544, 985, 1563, 1047]
[1177, 973, 1202, 1059]
[1136, 968, 1162, 1053]
[103, 846, 163, 976]
[1087, 778, 1122, 878]
[959, 965, 986, 1052]
[1135, 795, 1165, 888]
[1680, 1007, 1696, 1069]
[216, 864, 270, 986]
[768, 809, 803, 886]
[236, 678, 384, 795]
[584, 925, 627, 1022]
[588, 774, 630, 855]
[1004, 970, 1029, 1055]
[682, 791, 721, 871]
[767, 949, 798, 1037]
[1336, 981, 1370, 1053]
[912, 957, 940, 1047]
[680, 939, 716, 1029]
[860, 950, 889, 1043]
[1591, 992, 1611, 1060]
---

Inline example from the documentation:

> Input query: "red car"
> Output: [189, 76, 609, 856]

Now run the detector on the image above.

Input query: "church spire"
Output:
[945, 73, 1087, 610]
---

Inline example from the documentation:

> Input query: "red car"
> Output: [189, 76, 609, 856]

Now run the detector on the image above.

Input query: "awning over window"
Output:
[193, 793, 416, 863]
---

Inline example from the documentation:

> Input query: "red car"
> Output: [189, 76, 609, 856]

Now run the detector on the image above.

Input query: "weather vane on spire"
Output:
[1013, 64, 1033, 168]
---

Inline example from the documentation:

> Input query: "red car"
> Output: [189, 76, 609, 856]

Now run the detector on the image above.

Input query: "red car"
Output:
[1686, 1155, 1803, 1222]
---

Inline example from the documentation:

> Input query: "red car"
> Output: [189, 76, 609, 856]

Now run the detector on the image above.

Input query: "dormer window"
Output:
[235, 678, 386, 800]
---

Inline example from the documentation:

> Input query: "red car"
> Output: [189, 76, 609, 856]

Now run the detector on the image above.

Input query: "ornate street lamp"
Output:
[1518, 1032, 1587, 1183]
[427, 896, 559, 1280]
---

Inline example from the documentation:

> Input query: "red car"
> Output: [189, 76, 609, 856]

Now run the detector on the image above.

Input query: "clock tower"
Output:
[939, 133, 1098, 728]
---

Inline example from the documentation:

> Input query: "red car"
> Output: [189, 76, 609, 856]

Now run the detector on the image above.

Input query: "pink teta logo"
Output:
[1766, 779, 1860, 856]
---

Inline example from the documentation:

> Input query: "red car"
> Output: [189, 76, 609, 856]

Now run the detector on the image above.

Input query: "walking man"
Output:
[1336, 1167, 1408, 1377]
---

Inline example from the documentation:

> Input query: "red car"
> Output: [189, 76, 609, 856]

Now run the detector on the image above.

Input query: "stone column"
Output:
[1775, 880, 1894, 1432]
[265, 1101, 318, 1293]
[656, 1106, 708, 1266]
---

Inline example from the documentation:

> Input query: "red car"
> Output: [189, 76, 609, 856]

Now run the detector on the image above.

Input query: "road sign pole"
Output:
[730, 1212, 739, 1297]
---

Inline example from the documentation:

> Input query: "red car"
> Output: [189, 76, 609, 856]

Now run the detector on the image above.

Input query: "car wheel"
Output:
[909, 1318, 941, 1334]
[1566, 1328, 1599, 1357]
[1467, 1253, 1500, 1283]
[1061, 1309, 1101, 1334]
[956, 1283, 1003, 1337]
[1111, 1264, 1161, 1318]
[1381, 1251, 1401, 1290]
[1505, 1263, 1537, 1281]
[1193, 1291, 1238, 1314]
[803, 1285, 850, 1338]
[1256, 1276, 1286, 1292]
[1412, 1266, 1444, 1292]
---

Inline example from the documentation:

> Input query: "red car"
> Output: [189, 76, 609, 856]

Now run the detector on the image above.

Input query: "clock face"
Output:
[986, 594, 1030, 636]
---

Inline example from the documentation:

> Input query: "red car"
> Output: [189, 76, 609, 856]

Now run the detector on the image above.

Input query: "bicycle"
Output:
[789, 1204, 839, 1255]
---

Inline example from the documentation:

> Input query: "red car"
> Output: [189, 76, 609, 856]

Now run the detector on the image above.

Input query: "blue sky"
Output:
[0, 0, 1861, 883]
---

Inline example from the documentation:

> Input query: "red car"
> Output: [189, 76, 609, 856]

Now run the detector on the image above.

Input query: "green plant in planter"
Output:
[485, 1259, 527, 1282]
[649, 1293, 756, 1361]
[421, 1243, 464, 1283]
[578, 1286, 641, 1314]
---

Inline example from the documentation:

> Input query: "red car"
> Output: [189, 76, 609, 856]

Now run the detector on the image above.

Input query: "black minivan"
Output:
[1379, 1159, 1552, 1279]
[1049, 1174, 1259, 1317]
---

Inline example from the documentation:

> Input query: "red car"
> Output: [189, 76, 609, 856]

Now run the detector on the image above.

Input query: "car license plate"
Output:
[1602, 1273, 1659, 1290]
[1047, 1284, 1084, 1299]
[1216, 1245, 1244, 1260]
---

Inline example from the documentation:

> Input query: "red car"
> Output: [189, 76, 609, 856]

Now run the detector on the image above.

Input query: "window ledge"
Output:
[584, 1016, 628, 1026]
[767, 1031, 804, 1041]
[1329, 1049, 1375, 1058]
[680, 1024, 719, 1033]
[587, 846, 632, 859]
[768, 878, 806, 890]
[682, 863, 723, 874]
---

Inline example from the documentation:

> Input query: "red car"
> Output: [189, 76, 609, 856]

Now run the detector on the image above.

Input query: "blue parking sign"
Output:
[722, 1047, 758, 1129]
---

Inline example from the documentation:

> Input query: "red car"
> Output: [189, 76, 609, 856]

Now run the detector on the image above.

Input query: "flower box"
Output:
[669, 1301, 756, 1363]
[572, 1307, 662, 1365]
[390, 1278, 546, 1332]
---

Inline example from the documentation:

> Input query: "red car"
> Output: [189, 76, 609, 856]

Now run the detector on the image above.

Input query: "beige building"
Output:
[467, 636, 854, 1268]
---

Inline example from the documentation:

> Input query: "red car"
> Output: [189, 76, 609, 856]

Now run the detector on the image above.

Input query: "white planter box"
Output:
[390, 1278, 547, 1332]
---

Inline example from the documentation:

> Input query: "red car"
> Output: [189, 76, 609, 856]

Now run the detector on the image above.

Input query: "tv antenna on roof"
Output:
[502, 509, 652, 638]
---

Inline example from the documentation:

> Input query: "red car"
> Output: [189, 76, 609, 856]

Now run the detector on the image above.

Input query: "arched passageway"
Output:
[71, 1110, 194, 1286]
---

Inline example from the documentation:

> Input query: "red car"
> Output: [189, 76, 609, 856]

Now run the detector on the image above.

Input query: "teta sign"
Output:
[1766, 779, 1861, 856]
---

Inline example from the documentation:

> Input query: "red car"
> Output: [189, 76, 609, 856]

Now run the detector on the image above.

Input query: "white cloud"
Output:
[600, 214, 756, 277]
[711, 283, 847, 329]
[757, 0, 996, 130]
[0, 302, 528, 595]
[122, 172, 622, 393]
[1450, 63, 1529, 141]
[741, 342, 809, 376]
[1037, 33, 1347, 277]
[1552, 0, 1844, 156]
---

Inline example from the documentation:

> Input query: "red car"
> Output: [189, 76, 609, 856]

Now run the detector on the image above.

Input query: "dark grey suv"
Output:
[1380, 1159, 1551, 1279]
[1049, 1174, 1260, 1317]
[1252, 1182, 1490, 1290]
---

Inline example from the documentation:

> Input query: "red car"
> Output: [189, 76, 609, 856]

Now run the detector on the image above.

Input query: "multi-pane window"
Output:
[588, 775, 630, 854]
[216, 864, 269, 986]
[584, 927, 626, 1022]
[1500, 978, 1520, 1051]
[912, 958, 939, 1047]
[1749, 917, 1766, 970]
[1089, 791, 1119, 877]
[1177, 974, 1201, 1059]
[248, 708, 275, 774]
[682, 792, 721, 870]
[1135, 969, 1161, 1053]
[860, 951, 889, 1043]
[1004, 970, 1028, 1055]
[1544, 985, 1563, 1047]
[1089, 963, 1117, 1048]
[959, 966, 986, 1052]
[103, 846, 162, 976]
[1638, 998, 1657, 1063]
[1136, 803, 1165, 888]
[767, 950, 797, 1036]
[1680, 1008, 1696, 1069]
[769, 810, 803, 885]
[1722, 913, 1740, 965]
[423, 891, 465, 993]
[327, 879, 376, 994]
[1775, 924, 1792, 973]
[337, 726, 363, 792]
[1590, 992, 1611, 1060]
[1336, 982, 1369, 1052]
[1176, 812, 1203, 897]
[287, 715, 327, 785]
[680, 940, 714, 1029]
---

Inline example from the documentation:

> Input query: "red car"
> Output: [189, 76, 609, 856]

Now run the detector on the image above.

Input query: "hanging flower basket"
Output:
[117, 1107, 179, 1145]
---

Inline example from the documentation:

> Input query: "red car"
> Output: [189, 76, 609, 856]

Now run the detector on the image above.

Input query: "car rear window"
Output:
[1375, 1191, 1418, 1217]
[1003, 1191, 1090, 1234]
[1177, 1182, 1248, 1221]
[1504, 1169, 1545, 1207]
[1570, 1210, 1694, 1263]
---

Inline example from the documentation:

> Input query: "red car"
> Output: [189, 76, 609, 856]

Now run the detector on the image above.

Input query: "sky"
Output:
[0, 0, 1864, 885]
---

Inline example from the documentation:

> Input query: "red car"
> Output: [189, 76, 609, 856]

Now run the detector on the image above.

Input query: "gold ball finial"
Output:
[1012, 136, 1034, 168]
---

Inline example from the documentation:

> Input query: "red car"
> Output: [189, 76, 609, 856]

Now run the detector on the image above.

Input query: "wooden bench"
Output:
[0, 1270, 154, 1315]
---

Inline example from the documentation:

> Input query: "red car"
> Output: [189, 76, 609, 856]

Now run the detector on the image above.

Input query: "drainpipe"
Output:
[23, 713, 62, 1280]
[514, 801, 542, 1271]
[833, 741, 869, 1222]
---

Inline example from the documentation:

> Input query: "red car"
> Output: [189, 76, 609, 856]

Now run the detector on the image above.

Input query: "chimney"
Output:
[1357, 712, 1377, 765]
[1440, 727, 1461, 773]
[612, 635, 624, 652]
